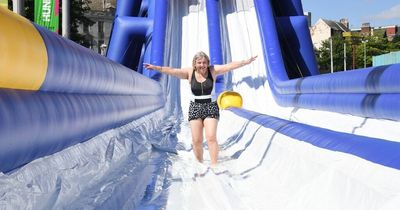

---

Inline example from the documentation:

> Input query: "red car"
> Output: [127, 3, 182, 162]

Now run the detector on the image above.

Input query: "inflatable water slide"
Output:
[1, 0, 400, 209]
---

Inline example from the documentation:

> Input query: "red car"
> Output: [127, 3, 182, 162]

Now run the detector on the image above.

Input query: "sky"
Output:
[302, 0, 400, 29]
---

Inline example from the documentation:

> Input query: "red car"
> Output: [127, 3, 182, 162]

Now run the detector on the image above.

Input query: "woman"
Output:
[144, 51, 257, 166]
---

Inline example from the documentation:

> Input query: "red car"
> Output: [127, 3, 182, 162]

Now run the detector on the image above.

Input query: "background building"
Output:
[308, 12, 399, 51]
[373, 51, 400, 66]
[79, 0, 116, 55]
[309, 18, 350, 49]
[370, 25, 399, 41]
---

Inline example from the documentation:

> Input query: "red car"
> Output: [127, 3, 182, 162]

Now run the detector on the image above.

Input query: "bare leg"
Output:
[189, 119, 204, 163]
[204, 118, 219, 166]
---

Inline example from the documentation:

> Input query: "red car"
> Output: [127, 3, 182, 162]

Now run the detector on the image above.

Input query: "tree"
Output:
[22, 0, 94, 47]
[316, 34, 400, 73]
[68, 0, 94, 47]
[356, 35, 400, 68]
[316, 35, 351, 73]
[20, 0, 34, 20]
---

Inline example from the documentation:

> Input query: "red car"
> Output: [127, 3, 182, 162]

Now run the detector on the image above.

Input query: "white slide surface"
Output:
[1, 1, 400, 210]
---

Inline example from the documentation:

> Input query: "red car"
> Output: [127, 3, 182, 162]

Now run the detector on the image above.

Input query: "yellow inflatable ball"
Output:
[217, 91, 243, 109]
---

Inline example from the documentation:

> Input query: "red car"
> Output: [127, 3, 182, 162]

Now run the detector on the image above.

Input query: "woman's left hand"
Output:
[245, 55, 258, 65]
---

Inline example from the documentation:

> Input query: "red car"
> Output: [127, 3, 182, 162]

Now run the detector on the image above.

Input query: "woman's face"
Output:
[195, 57, 208, 71]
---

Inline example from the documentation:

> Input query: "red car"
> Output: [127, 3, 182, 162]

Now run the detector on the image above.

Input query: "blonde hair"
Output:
[192, 51, 210, 70]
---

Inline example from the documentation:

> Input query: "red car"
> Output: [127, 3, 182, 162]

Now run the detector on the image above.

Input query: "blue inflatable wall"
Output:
[0, 7, 164, 173]
[2, 0, 400, 175]
[105, 0, 400, 173]
[107, 0, 226, 94]
[254, 0, 400, 120]
[106, 0, 168, 80]
[231, 108, 400, 170]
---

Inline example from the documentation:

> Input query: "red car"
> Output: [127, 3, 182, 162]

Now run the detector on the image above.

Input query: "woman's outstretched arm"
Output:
[213, 55, 257, 75]
[143, 63, 190, 80]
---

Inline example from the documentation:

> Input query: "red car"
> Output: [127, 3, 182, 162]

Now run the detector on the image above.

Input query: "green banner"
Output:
[0, 0, 8, 7]
[35, 0, 59, 33]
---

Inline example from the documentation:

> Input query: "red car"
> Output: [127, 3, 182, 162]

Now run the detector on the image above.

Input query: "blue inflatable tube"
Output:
[150, 0, 167, 66]
[206, 0, 224, 95]
[106, 16, 152, 69]
[273, 63, 400, 94]
[36, 25, 158, 95]
[107, 0, 168, 82]
[115, 0, 142, 17]
[0, 89, 163, 173]
[270, 87, 400, 120]
[254, 0, 400, 120]
[107, 0, 154, 72]
[271, 0, 304, 16]
[0, 7, 165, 173]
[146, 0, 168, 80]
[206, 0, 223, 65]
[230, 108, 400, 170]
[275, 16, 319, 78]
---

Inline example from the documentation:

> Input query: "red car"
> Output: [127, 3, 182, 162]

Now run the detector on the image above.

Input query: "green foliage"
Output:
[7, 0, 11, 10]
[316, 34, 400, 73]
[23, 0, 94, 47]
[69, 0, 94, 47]
[23, 0, 34, 20]
[316, 35, 351, 73]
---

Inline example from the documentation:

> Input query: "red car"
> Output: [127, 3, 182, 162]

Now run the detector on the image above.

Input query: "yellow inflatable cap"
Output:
[217, 91, 243, 109]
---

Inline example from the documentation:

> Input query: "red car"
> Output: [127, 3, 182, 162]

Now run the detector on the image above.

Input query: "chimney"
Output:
[386, 26, 397, 41]
[361, 22, 371, 36]
[304, 12, 312, 27]
[340, 18, 349, 29]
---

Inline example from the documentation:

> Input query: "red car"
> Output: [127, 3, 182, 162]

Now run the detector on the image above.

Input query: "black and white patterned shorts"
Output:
[188, 101, 220, 121]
